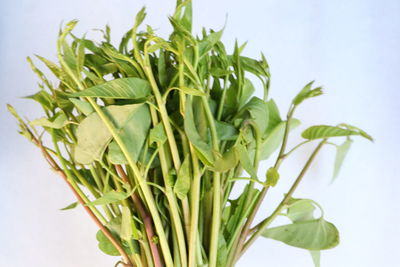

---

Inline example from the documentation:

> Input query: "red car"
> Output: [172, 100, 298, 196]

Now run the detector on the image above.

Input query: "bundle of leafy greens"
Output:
[8, 1, 372, 267]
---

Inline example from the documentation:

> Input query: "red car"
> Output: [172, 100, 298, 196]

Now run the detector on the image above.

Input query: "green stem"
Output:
[240, 139, 327, 257]
[230, 105, 296, 265]
[88, 100, 173, 266]
[143, 54, 182, 172]
[227, 122, 261, 266]
[199, 95, 221, 267]
[216, 75, 229, 121]
[188, 146, 201, 267]
[149, 105, 188, 267]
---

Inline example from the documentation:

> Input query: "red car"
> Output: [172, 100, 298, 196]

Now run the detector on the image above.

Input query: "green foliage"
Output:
[96, 230, 121, 256]
[174, 154, 192, 199]
[9, 1, 371, 267]
[60, 201, 79, 211]
[332, 138, 353, 181]
[302, 124, 372, 141]
[71, 78, 151, 99]
[86, 190, 131, 206]
[30, 113, 70, 129]
[262, 218, 339, 250]
[265, 167, 280, 187]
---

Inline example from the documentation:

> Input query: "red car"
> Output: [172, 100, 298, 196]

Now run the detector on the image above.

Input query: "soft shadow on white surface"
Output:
[0, 0, 398, 266]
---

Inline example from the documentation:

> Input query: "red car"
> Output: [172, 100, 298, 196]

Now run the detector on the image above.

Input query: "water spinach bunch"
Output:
[8, 1, 372, 267]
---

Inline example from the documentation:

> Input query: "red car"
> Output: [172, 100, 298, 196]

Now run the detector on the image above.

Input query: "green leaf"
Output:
[286, 198, 323, 267]
[310, 250, 321, 267]
[211, 147, 239, 172]
[76, 38, 85, 74]
[108, 104, 151, 164]
[302, 125, 371, 141]
[135, 7, 146, 28]
[260, 119, 301, 160]
[60, 201, 78, 211]
[265, 167, 280, 187]
[184, 97, 214, 165]
[210, 67, 232, 77]
[74, 104, 150, 164]
[69, 98, 94, 116]
[165, 87, 207, 98]
[149, 123, 167, 144]
[198, 29, 224, 58]
[96, 230, 120, 256]
[332, 138, 353, 181]
[266, 99, 281, 133]
[237, 56, 270, 77]
[215, 121, 238, 141]
[292, 81, 323, 106]
[262, 218, 339, 250]
[35, 55, 63, 79]
[174, 0, 193, 32]
[287, 198, 317, 222]
[157, 50, 168, 87]
[71, 78, 151, 99]
[217, 234, 228, 267]
[235, 143, 257, 178]
[225, 78, 255, 110]
[174, 154, 191, 199]
[86, 190, 130, 206]
[338, 123, 373, 141]
[240, 79, 256, 107]
[108, 141, 128, 164]
[241, 97, 269, 134]
[24, 90, 54, 111]
[30, 113, 70, 129]
[120, 206, 133, 241]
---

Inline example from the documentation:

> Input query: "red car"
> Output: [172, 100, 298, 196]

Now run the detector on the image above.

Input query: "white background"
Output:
[1, 0, 399, 266]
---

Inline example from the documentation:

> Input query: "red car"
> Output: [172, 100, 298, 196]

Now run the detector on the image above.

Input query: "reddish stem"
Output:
[115, 165, 163, 267]
[29, 133, 133, 266]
